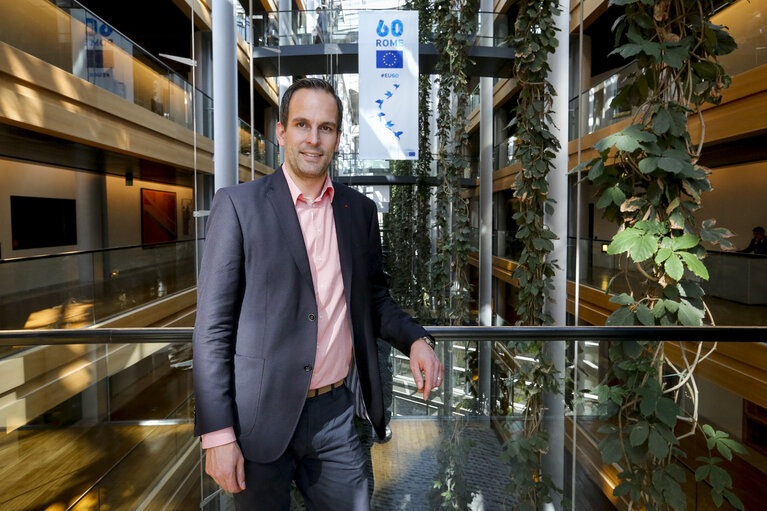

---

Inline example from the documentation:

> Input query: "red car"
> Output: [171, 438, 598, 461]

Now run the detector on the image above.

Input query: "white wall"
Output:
[696, 161, 767, 251]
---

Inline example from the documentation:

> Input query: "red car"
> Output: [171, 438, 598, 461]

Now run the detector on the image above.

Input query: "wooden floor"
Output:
[0, 421, 194, 511]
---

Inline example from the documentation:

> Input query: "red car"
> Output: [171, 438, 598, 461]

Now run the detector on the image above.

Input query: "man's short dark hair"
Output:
[754, 226, 765, 235]
[280, 78, 343, 132]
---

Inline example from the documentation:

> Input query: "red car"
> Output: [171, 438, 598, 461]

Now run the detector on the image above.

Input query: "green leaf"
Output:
[695, 464, 711, 482]
[666, 463, 687, 483]
[532, 237, 555, 251]
[587, 159, 605, 181]
[652, 108, 672, 135]
[720, 437, 748, 456]
[635, 304, 654, 326]
[657, 157, 684, 174]
[655, 247, 673, 264]
[607, 306, 636, 326]
[631, 234, 658, 262]
[662, 44, 688, 69]
[665, 255, 684, 281]
[664, 478, 687, 511]
[596, 124, 657, 153]
[671, 234, 699, 251]
[677, 300, 703, 326]
[679, 252, 709, 280]
[609, 293, 636, 305]
[599, 434, 623, 464]
[679, 280, 704, 298]
[656, 397, 679, 427]
[608, 228, 642, 255]
[648, 428, 670, 459]
[709, 465, 733, 491]
[723, 489, 745, 510]
[638, 156, 658, 174]
[613, 481, 633, 498]
[597, 185, 627, 208]
[630, 421, 650, 446]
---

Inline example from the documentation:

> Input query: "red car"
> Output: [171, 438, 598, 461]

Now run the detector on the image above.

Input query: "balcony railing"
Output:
[0, 240, 197, 332]
[566, 236, 767, 316]
[568, 0, 767, 143]
[2, 326, 765, 509]
[251, 9, 510, 48]
[2, 0, 214, 137]
[332, 152, 478, 180]
[238, 118, 279, 169]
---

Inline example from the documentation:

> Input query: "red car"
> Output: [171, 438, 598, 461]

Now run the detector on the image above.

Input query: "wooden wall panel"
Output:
[0, 42, 214, 173]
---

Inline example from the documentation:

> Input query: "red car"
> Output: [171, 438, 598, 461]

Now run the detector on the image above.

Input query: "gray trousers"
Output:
[234, 385, 369, 511]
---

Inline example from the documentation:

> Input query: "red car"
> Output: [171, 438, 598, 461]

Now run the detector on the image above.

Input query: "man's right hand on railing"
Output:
[205, 441, 247, 494]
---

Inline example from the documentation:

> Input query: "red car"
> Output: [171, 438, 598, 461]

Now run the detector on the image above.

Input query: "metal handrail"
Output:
[1, 326, 765, 345]
[0, 239, 200, 264]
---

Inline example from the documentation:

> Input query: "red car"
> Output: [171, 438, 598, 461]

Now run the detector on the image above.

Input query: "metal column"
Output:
[541, 2, 570, 510]
[212, 0, 238, 190]
[478, 1, 493, 415]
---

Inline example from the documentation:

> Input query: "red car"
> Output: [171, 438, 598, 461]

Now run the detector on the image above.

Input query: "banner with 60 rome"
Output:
[358, 11, 419, 160]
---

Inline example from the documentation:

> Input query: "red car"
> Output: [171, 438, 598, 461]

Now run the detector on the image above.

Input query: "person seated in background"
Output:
[740, 226, 767, 255]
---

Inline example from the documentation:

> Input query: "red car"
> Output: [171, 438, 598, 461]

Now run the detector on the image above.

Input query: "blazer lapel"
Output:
[332, 185, 353, 307]
[266, 169, 315, 292]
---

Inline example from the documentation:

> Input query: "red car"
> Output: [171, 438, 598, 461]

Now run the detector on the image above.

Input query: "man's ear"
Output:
[276, 122, 286, 147]
[334, 130, 342, 152]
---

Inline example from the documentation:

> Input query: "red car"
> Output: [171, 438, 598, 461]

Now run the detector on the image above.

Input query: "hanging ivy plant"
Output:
[386, 0, 434, 322]
[428, 1, 478, 508]
[413, 0, 434, 322]
[386, 162, 416, 309]
[500, 1, 565, 509]
[431, 0, 476, 327]
[574, 0, 745, 509]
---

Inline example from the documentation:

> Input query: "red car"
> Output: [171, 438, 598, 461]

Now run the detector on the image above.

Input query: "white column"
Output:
[478, 0, 493, 414]
[541, 2, 569, 510]
[212, 0, 239, 190]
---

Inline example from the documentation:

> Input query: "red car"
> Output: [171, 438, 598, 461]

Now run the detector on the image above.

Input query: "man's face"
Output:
[276, 88, 341, 183]
[755, 230, 765, 241]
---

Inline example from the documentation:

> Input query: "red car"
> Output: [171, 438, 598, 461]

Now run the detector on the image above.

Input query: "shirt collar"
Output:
[283, 167, 335, 205]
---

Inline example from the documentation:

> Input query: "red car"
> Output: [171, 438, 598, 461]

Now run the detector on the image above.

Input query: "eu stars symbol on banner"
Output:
[376, 50, 403, 68]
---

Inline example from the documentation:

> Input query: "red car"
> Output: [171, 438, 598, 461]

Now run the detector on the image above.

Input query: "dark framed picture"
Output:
[141, 188, 177, 244]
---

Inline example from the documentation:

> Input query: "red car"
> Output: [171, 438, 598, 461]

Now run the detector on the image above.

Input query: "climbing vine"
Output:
[431, 0, 476, 327]
[386, 0, 433, 322]
[500, 1, 565, 510]
[428, 1, 478, 508]
[413, 0, 434, 322]
[575, 0, 745, 509]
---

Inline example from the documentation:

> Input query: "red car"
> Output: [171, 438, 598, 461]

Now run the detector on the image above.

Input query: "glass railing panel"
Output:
[0, 240, 196, 330]
[253, 10, 510, 48]
[333, 153, 476, 179]
[0, 339, 196, 510]
[391, 340, 481, 417]
[713, 0, 767, 76]
[493, 137, 517, 171]
[0, 0, 212, 138]
[3, 328, 766, 509]
[568, 63, 637, 141]
[238, 118, 279, 169]
[566, 236, 767, 325]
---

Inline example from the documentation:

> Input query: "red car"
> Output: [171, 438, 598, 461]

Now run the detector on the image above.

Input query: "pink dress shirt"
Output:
[202, 172, 353, 449]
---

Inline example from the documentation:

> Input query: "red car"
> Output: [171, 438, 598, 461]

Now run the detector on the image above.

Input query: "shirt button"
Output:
[304, 365, 312, 372]
[308, 314, 316, 321]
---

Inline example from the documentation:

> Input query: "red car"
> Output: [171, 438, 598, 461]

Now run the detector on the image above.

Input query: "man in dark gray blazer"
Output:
[193, 78, 443, 510]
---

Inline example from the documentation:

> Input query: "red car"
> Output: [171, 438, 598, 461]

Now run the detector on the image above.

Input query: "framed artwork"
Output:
[141, 188, 177, 244]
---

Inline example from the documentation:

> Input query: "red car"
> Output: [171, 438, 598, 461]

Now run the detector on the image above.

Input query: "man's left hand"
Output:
[409, 338, 444, 401]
